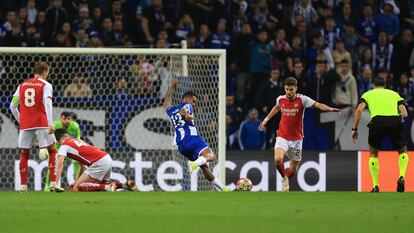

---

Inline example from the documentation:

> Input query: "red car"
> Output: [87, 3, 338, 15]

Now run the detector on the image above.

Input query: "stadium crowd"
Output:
[1, 0, 414, 150]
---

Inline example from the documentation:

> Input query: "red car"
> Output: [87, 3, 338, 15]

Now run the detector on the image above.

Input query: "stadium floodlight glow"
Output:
[0, 45, 226, 191]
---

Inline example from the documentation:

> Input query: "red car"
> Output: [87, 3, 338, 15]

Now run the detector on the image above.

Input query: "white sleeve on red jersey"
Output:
[299, 95, 316, 108]
[275, 95, 282, 107]
[58, 144, 78, 158]
[43, 83, 53, 125]
[13, 85, 20, 98]
[10, 85, 21, 123]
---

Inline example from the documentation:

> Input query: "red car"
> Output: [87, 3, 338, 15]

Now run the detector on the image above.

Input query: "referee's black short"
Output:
[368, 116, 406, 149]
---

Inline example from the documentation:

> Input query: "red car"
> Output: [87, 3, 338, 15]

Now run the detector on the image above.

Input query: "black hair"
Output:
[340, 59, 350, 65]
[182, 91, 198, 100]
[54, 128, 68, 142]
[61, 111, 72, 117]
[284, 77, 298, 86]
[372, 77, 386, 87]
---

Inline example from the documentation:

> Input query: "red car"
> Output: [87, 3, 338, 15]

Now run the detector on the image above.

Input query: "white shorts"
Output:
[274, 137, 303, 161]
[19, 129, 56, 149]
[85, 154, 112, 182]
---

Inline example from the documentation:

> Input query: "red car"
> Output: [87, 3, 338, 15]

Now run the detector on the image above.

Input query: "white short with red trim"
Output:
[18, 129, 55, 149]
[274, 136, 303, 161]
[85, 154, 112, 181]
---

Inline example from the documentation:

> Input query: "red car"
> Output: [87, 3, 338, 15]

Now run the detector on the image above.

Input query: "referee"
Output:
[352, 77, 409, 192]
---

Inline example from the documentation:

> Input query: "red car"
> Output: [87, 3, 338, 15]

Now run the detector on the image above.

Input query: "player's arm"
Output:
[9, 86, 20, 123]
[56, 145, 68, 183]
[73, 122, 81, 139]
[258, 105, 280, 131]
[313, 102, 341, 112]
[351, 101, 367, 143]
[399, 103, 408, 118]
[43, 84, 54, 134]
[163, 79, 179, 111]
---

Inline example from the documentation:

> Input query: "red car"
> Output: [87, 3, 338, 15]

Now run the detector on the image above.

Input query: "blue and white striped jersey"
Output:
[166, 102, 199, 144]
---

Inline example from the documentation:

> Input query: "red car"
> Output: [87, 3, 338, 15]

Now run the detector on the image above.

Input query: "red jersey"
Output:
[13, 77, 53, 130]
[276, 94, 315, 140]
[58, 139, 108, 166]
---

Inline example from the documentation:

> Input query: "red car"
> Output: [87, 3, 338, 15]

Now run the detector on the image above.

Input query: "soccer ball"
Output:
[236, 178, 252, 191]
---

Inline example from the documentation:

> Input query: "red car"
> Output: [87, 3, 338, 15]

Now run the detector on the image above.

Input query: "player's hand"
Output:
[48, 124, 55, 134]
[330, 107, 341, 112]
[171, 79, 179, 89]
[351, 130, 358, 143]
[258, 120, 267, 131]
[184, 113, 194, 121]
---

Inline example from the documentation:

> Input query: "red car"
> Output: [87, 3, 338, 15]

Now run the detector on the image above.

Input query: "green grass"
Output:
[1, 192, 414, 233]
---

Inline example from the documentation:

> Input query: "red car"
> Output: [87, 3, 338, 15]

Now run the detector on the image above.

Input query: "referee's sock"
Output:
[399, 153, 409, 178]
[369, 157, 379, 187]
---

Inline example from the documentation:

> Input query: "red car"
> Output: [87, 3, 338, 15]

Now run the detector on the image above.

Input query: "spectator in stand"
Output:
[72, 7, 96, 33]
[88, 31, 103, 47]
[1, 11, 17, 43]
[356, 4, 382, 47]
[113, 20, 126, 46]
[100, 17, 114, 46]
[396, 72, 414, 111]
[231, 0, 249, 37]
[333, 40, 352, 69]
[293, 20, 312, 52]
[27, 0, 38, 25]
[358, 47, 373, 78]
[61, 22, 76, 47]
[358, 66, 373, 96]
[254, 67, 284, 148]
[18, 7, 29, 31]
[232, 22, 253, 105]
[195, 24, 211, 48]
[75, 28, 88, 47]
[226, 95, 243, 128]
[306, 33, 335, 71]
[401, 0, 414, 32]
[226, 114, 239, 149]
[320, 17, 342, 52]
[287, 35, 305, 73]
[141, 0, 173, 45]
[378, 2, 400, 41]
[64, 74, 92, 98]
[92, 7, 103, 32]
[378, 68, 395, 90]
[45, 0, 68, 36]
[342, 23, 358, 64]
[1, 23, 23, 46]
[249, 29, 275, 107]
[211, 19, 230, 51]
[290, 61, 307, 93]
[291, 0, 318, 27]
[271, 28, 291, 75]
[394, 29, 414, 77]
[22, 24, 39, 47]
[307, 59, 338, 105]
[35, 11, 46, 36]
[115, 77, 129, 99]
[175, 14, 194, 41]
[335, 3, 354, 29]
[332, 59, 358, 108]
[238, 108, 265, 150]
[372, 31, 394, 74]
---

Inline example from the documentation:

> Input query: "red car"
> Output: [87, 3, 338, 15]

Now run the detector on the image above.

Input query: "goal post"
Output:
[0, 46, 226, 191]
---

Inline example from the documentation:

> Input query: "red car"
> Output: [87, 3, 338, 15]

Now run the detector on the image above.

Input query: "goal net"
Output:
[0, 47, 226, 191]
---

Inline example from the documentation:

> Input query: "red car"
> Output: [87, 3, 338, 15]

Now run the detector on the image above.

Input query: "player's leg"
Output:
[73, 155, 112, 192]
[187, 136, 214, 171]
[391, 124, 409, 192]
[37, 129, 60, 190]
[18, 130, 35, 192]
[368, 125, 383, 192]
[286, 140, 303, 179]
[274, 137, 288, 177]
[199, 164, 227, 191]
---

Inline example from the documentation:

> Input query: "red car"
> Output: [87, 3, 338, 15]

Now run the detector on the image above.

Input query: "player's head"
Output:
[372, 76, 386, 88]
[284, 77, 298, 99]
[54, 128, 70, 144]
[182, 91, 198, 106]
[60, 111, 72, 128]
[33, 62, 50, 79]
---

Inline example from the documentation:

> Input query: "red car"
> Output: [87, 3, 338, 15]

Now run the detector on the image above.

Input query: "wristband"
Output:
[351, 128, 358, 131]
[264, 117, 269, 121]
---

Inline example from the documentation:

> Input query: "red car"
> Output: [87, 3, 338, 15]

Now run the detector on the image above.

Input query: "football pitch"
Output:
[1, 192, 413, 233]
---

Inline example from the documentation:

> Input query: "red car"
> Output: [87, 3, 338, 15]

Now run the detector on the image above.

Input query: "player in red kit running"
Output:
[9, 62, 63, 192]
[54, 129, 138, 192]
[259, 77, 340, 192]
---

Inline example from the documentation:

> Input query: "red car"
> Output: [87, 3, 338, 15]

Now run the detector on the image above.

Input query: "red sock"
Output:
[48, 148, 57, 183]
[115, 182, 124, 189]
[19, 151, 30, 185]
[78, 183, 107, 191]
[276, 161, 286, 177]
[287, 169, 295, 179]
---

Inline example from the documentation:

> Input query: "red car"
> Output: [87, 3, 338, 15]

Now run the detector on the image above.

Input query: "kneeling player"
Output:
[163, 80, 228, 191]
[54, 129, 137, 192]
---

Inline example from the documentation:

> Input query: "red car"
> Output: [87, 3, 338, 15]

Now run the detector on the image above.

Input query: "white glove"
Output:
[39, 148, 49, 160]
